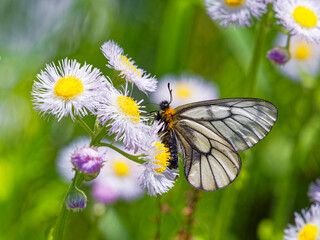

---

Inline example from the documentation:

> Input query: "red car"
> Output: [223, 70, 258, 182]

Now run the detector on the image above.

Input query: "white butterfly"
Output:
[157, 98, 278, 191]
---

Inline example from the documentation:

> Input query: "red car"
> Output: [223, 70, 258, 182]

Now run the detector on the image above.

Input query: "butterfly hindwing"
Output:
[173, 119, 241, 191]
[170, 98, 277, 191]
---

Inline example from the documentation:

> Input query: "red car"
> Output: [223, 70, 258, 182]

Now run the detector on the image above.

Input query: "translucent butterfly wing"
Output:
[173, 121, 241, 191]
[174, 98, 278, 152]
[171, 98, 277, 191]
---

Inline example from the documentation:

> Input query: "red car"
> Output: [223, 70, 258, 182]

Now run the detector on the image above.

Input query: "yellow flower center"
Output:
[116, 96, 141, 123]
[294, 43, 311, 61]
[176, 83, 192, 98]
[298, 224, 318, 240]
[153, 142, 170, 174]
[113, 160, 130, 176]
[224, 0, 245, 7]
[118, 55, 141, 76]
[293, 6, 318, 28]
[54, 75, 84, 99]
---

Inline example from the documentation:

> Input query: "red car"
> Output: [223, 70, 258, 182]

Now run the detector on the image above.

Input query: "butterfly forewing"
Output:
[174, 98, 278, 152]
[171, 98, 277, 191]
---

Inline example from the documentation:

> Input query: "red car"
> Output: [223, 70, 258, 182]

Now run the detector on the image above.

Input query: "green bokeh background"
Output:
[1, 0, 320, 239]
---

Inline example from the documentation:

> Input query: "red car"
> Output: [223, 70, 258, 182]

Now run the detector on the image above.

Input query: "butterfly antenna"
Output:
[167, 83, 173, 104]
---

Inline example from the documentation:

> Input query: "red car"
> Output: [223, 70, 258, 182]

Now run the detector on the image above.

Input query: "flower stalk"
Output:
[52, 171, 85, 240]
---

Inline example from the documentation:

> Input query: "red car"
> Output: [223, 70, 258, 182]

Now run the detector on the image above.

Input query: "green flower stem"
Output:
[98, 142, 143, 164]
[93, 117, 100, 134]
[272, 24, 290, 35]
[154, 0, 195, 75]
[246, 15, 268, 96]
[91, 127, 108, 147]
[52, 171, 85, 240]
[286, 35, 291, 51]
[76, 116, 94, 138]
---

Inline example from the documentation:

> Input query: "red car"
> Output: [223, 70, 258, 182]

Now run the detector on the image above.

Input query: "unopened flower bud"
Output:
[267, 47, 290, 65]
[71, 147, 103, 175]
[66, 187, 87, 212]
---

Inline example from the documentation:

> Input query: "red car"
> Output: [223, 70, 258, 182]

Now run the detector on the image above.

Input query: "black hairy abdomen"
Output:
[168, 133, 178, 169]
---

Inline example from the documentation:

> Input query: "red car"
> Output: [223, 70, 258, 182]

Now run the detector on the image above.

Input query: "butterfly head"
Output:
[160, 100, 170, 111]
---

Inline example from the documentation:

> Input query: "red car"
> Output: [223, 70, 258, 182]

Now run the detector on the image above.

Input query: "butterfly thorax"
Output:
[158, 100, 176, 131]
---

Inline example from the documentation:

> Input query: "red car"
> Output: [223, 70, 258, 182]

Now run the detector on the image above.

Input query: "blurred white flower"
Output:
[92, 148, 144, 204]
[97, 83, 149, 153]
[32, 58, 107, 121]
[274, 0, 320, 42]
[274, 33, 320, 81]
[151, 74, 219, 108]
[101, 40, 157, 93]
[284, 204, 320, 240]
[309, 179, 320, 203]
[205, 0, 268, 28]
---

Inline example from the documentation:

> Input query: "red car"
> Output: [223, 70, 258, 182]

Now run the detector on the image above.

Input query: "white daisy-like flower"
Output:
[309, 179, 320, 203]
[101, 40, 157, 93]
[139, 122, 178, 196]
[274, 33, 320, 81]
[92, 148, 144, 204]
[284, 204, 320, 240]
[152, 74, 219, 109]
[274, 0, 320, 42]
[97, 83, 149, 153]
[56, 137, 90, 182]
[32, 58, 107, 121]
[205, 0, 268, 28]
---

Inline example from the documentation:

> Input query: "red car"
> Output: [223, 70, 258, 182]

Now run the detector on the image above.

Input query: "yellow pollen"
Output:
[54, 75, 84, 99]
[294, 44, 311, 60]
[176, 83, 192, 98]
[117, 96, 140, 123]
[224, 0, 245, 7]
[118, 55, 141, 76]
[293, 6, 318, 28]
[113, 160, 130, 176]
[153, 142, 170, 174]
[298, 224, 318, 240]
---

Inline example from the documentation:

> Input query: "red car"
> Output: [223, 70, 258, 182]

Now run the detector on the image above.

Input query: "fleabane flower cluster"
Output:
[33, 40, 180, 203]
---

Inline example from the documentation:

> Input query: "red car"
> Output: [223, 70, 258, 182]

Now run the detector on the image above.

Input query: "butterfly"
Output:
[156, 85, 278, 191]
